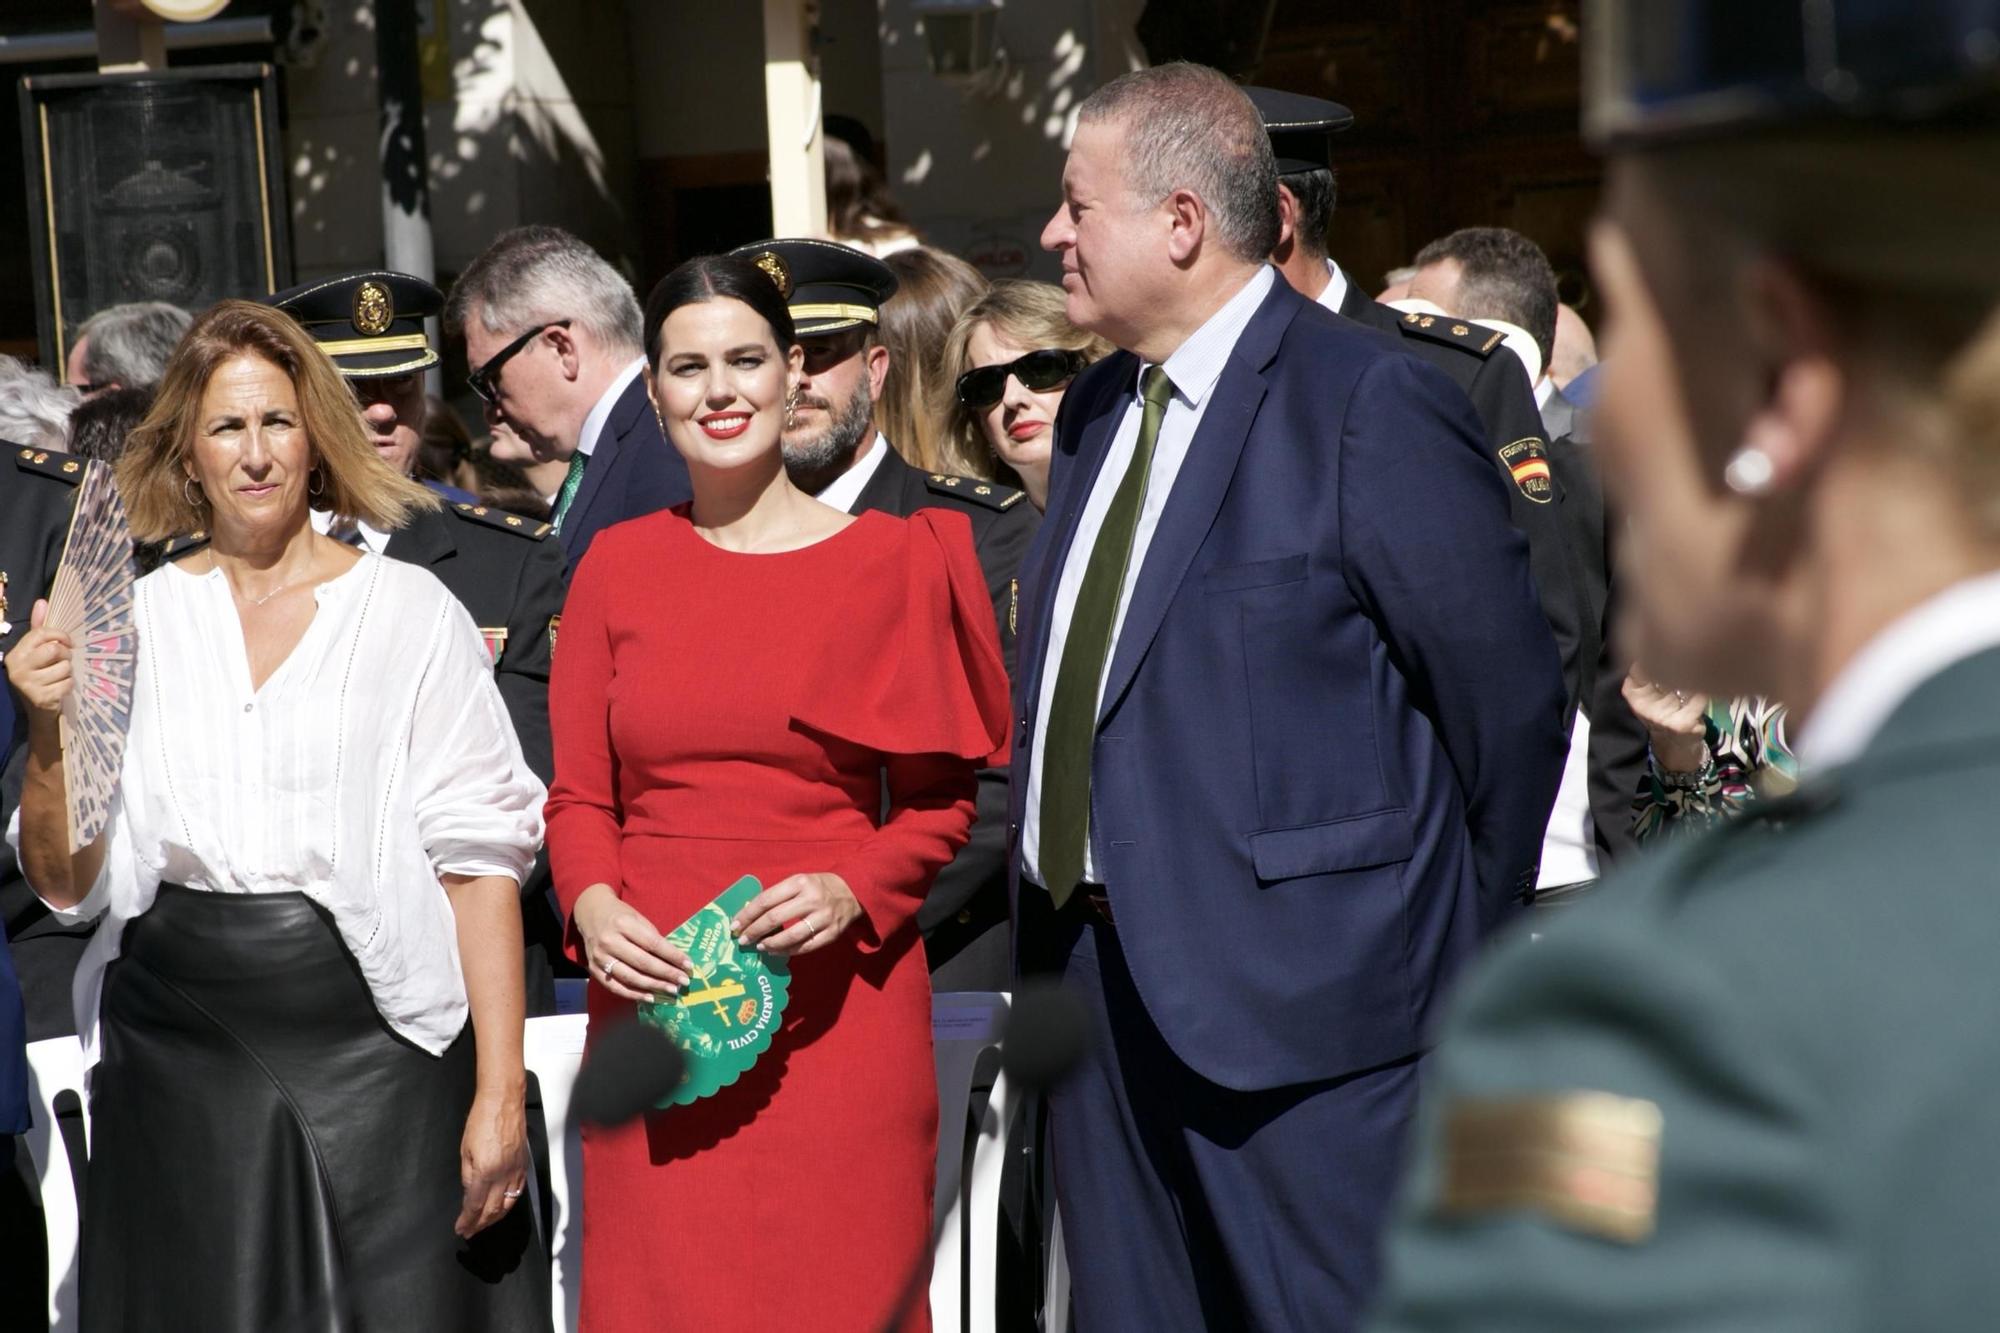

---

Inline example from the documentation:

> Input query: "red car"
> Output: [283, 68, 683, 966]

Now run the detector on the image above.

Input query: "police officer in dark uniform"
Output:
[1369, 3, 2000, 1326]
[265, 271, 570, 1014]
[1250, 88, 1597, 731]
[1, 443, 86, 1324]
[729, 238, 1039, 992]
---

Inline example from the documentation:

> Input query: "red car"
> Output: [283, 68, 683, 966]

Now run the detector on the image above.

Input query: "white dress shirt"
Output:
[815, 432, 891, 513]
[10, 554, 546, 1061]
[1022, 266, 1276, 886]
[577, 357, 646, 459]
[1315, 259, 1352, 316]
[1797, 569, 2000, 770]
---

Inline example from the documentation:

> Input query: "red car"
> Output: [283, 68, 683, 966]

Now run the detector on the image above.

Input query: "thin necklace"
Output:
[214, 556, 307, 608]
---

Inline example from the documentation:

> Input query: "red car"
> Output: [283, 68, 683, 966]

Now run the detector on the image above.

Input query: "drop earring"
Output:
[1723, 447, 1776, 496]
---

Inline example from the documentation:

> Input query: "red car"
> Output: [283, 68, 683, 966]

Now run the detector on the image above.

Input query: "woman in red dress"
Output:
[546, 253, 1010, 1332]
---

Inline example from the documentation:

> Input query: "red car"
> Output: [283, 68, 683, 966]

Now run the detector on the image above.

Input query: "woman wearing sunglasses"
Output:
[941, 280, 1111, 511]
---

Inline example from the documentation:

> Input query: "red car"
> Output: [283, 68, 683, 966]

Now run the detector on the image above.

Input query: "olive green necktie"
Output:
[1038, 365, 1175, 906]
[550, 451, 589, 533]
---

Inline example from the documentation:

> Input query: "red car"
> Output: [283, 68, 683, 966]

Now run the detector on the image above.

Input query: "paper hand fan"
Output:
[637, 877, 793, 1108]
[43, 461, 139, 852]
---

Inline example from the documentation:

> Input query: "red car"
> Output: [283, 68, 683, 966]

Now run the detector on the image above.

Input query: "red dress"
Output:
[546, 506, 1010, 1333]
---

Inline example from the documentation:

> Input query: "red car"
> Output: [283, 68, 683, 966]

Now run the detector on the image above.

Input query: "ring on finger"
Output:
[502, 1188, 523, 1200]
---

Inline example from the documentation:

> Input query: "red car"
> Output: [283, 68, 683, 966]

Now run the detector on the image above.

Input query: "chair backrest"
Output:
[24, 1036, 91, 1332]
[523, 1013, 588, 1333]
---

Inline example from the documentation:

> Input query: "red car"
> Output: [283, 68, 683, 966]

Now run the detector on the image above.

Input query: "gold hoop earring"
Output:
[308, 467, 327, 498]
[182, 474, 203, 508]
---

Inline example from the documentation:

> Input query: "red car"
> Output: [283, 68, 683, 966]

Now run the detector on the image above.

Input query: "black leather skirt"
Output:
[81, 885, 549, 1332]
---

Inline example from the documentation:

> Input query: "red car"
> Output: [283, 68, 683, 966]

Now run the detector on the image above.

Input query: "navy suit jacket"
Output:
[556, 373, 693, 577]
[1010, 277, 1568, 1093]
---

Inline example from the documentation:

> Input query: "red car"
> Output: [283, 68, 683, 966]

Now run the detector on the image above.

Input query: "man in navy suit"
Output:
[447, 225, 691, 576]
[1012, 64, 1567, 1330]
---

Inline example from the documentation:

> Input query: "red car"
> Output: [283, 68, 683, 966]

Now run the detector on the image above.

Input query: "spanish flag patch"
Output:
[1498, 436, 1554, 504]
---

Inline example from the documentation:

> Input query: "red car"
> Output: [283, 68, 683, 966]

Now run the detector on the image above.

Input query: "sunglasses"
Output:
[955, 349, 1086, 411]
[469, 319, 570, 404]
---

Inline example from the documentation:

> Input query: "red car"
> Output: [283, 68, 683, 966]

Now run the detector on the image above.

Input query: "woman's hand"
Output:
[4, 601, 74, 720]
[572, 883, 692, 1002]
[1622, 666, 1712, 775]
[456, 1087, 528, 1239]
[732, 873, 862, 957]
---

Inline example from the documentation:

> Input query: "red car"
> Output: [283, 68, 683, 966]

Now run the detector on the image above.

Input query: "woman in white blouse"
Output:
[6, 300, 550, 1331]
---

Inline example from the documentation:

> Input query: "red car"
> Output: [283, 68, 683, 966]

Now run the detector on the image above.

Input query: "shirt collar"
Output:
[1796, 568, 2000, 770]
[577, 357, 646, 459]
[1534, 375, 1556, 410]
[814, 432, 891, 512]
[1147, 265, 1277, 410]
[1315, 259, 1351, 316]
[309, 507, 390, 554]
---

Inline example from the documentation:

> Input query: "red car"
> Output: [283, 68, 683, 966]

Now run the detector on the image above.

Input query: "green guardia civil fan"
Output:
[637, 877, 793, 1107]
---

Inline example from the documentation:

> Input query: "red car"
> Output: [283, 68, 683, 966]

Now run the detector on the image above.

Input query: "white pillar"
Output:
[762, 0, 827, 238]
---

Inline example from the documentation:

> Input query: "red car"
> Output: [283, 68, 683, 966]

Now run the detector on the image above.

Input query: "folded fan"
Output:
[43, 461, 138, 852]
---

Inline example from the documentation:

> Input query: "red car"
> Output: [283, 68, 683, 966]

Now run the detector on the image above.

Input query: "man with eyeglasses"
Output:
[263, 269, 569, 1016]
[446, 226, 692, 578]
[730, 237, 1039, 993]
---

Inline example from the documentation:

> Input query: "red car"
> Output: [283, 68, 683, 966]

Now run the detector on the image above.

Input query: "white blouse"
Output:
[12, 552, 546, 1059]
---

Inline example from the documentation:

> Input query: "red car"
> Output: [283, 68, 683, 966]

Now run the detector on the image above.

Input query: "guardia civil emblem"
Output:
[636, 876, 792, 1106]
[353, 280, 394, 336]
[751, 250, 792, 299]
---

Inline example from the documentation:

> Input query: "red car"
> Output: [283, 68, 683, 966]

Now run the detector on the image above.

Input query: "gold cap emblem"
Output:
[353, 280, 394, 336]
[752, 251, 793, 299]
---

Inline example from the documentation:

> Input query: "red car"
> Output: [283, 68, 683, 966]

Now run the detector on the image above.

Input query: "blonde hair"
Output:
[117, 300, 437, 542]
[1636, 131, 2000, 531]
[877, 247, 989, 472]
[938, 280, 1113, 483]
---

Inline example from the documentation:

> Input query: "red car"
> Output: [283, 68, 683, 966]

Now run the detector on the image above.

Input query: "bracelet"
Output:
[1650, 747, 1718, 792]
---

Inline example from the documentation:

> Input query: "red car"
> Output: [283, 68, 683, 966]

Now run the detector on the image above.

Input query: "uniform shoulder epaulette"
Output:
[924, 472, 1028, 512]
[13, 444, 87, 484]
[1396, 311, 1508, 359]
[450, 501, 555, 540]
[159, 529, 212, 559]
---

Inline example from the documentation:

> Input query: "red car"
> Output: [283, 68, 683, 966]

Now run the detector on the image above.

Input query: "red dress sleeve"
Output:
[794, 510, 1014, 949]
[544, 536, 626, 964]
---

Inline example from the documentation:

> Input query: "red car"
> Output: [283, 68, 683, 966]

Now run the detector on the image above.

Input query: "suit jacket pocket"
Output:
[1203, 553, 1307, 593]
[1248, 808, 1412, 882]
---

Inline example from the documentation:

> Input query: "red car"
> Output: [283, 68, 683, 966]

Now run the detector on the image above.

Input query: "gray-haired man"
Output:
[64, 301, 191, 395]
[447, 225, 691, 576]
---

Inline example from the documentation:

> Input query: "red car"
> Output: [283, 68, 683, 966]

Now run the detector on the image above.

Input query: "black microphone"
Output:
[879, 979, 1092, 1332]
[570, 1014, 687, 1127]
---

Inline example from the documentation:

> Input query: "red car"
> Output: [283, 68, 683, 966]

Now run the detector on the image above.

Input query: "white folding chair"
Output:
[523, 1013, 588, 1333]
[23, 1035, 90, 1332]
[930, 991, 1021, 1333]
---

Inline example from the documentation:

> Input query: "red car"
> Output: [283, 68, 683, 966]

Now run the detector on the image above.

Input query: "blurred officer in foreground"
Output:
[1369, 3, 2000, 1328]
[267, 272, 569, 1013]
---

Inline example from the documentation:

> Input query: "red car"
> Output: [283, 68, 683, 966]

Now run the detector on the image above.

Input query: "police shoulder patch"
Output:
[1398, 312, 1507, 359]
[451, 501, 555, 540]
[925, 472, 1027, 512]
[1498, 436, 1554, 504]
[14, 445, 87, 484]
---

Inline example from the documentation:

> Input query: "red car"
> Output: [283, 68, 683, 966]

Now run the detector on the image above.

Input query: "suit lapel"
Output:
[565, 374, 646, 537]
[1097, 285, 1298, 722]
[1019, 358, 1135, 712]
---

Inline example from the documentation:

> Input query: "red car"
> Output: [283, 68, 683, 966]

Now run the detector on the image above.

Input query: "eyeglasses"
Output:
[468, 320, 570, 404]
[955, 349, 1086, 411]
